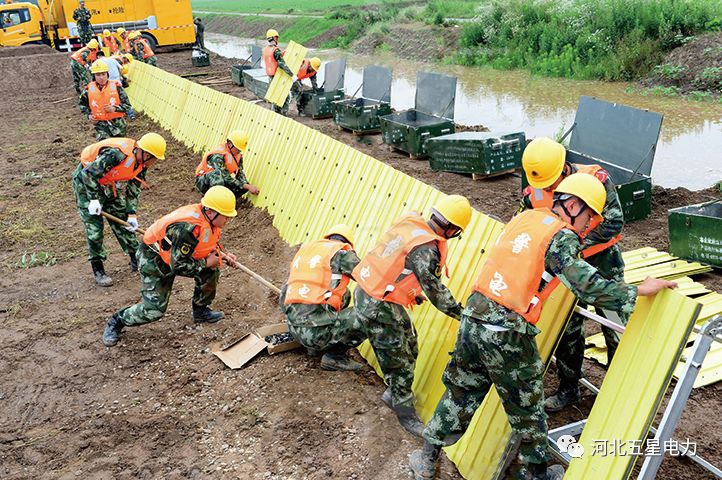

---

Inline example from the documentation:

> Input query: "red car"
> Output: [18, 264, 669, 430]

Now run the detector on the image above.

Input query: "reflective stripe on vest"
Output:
[88, 81, 124, 121]
[103, 36, 119, 54]
[284, 239, 351, 311]
[297, 60, 315, 80]
[121, 37, 131, 53]
[263, 45, 282, 76]
[80, 138, 141, 186]
[71, 47, 97, 66]
[473, 209, 571, 325]
[194, 144, 240, 177]
[143, 204, 220, 265]
[353, 213, 448, 307]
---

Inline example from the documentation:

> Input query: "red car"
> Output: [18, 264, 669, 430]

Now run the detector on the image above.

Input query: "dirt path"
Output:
[0, 48, 719, 480]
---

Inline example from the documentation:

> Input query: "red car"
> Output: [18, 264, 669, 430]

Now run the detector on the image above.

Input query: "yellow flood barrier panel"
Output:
[566, 290, 700, 479]
[265, 41, 307, 107]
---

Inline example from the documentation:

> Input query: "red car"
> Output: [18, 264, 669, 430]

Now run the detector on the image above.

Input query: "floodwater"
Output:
[206, 33, 722, 191]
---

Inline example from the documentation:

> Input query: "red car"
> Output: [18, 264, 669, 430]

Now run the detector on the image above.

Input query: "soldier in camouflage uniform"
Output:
[263, 29, 294, 115]
[194, 130, 260, 200]
[70, 38, 99, 94]
[73, 1, 94, 46]
[73, 133, 166, 286]
[518, 137, 626, 411]
[102, 186, 239, 347]
[129, 31, 157, 66]
[78, 60, 131, 140]
[280, 224, 368, 371]
[410, 174, 676, 480]
[353, 195, 471, 437]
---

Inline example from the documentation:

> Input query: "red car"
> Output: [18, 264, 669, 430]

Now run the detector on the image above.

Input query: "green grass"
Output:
[191, 0, 386, 14]
[17, 251, 56, 269]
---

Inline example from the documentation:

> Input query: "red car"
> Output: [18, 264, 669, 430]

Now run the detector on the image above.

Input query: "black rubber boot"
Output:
[530, 462, 565, 480]
[128, 249, 138, 272]
[381, 387, 392, 409]
[103, 311, 125, 347]
[192, 304, 224, 323]
[91, 260, 113, 287]
[544, 382, 581, 412]
[395, 406, 425, 437]
[409, 441, 441, 479]
[320, 352, 363, 371]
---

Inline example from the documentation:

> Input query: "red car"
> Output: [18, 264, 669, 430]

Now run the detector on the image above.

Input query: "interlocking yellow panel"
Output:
[265, 41, 307, 107]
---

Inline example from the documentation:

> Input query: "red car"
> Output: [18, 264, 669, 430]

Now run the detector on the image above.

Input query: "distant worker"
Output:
[280, 225, 368, 371]
[70, 38, 100, 94]
[117, 27, 130, 53]
[79, 60, 131, 140]
[73, 133, 166, 286]
[263, 28, 293, 115]
[194, 17, 205, 50]
[102, 29, 120, 54]
[294, 57, 321, 115]
[129, 31, 157, 66]
[194, 130, 260, 200]
[409, 174, 677, 480]
[102, 186, 238, 347]
[519, 137, 627, 412]
[352, 195, 470, 436]
[72, 0, 93, 46]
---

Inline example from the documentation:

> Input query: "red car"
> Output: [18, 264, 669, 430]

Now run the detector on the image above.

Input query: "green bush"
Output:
[652, 63, 687, 80]
[458, 0, 722, 81]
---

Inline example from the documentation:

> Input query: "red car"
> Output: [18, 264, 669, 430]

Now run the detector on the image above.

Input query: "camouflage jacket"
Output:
[408, 242, 462, 319]
[157, 222, 216, 277]
[78, 81, 131, 117]
[73, 147, 146, 214]
[464, 228, 637, 334]
[205, 153, 249, 192]
[72, 7, 92, 25]
[273, 47, 293, 77]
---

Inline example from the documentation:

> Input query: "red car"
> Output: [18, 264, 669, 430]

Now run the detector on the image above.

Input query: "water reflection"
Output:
[205, 33, 722, 191]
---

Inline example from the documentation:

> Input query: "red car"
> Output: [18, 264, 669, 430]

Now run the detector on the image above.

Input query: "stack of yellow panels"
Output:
[265, 41, 307, 107]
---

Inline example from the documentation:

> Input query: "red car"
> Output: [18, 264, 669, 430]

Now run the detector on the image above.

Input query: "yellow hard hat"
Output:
[201, 186, 238, 217]
[555, 173, 607, 215]
[129, 31, 141, 39]
[102, 29, 111, 37]
[87, 39, 99, 49]
[310, 57, 321, 71]
[432, 194, 472, 231]
[136, 132, 167, 160]
[266, 29, 279, 39]
[90, 60, 109, 74]
[121, 65, 128, 76]
[522, 137, 566, 189]
[116, 27, 126, 35]
[227, 130, 249, 152]
[123, 53, 134, 63]
[324, 223, 354, 247]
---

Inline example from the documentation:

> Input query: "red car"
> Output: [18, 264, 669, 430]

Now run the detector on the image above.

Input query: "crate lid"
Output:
[570, 96, 663, 177]
[415, 71, 457, 120]
[427, 131, 520, 142]
[323, 59, 346, 91]
[251, 45, 262, 66]
[362, 65, 392, 103]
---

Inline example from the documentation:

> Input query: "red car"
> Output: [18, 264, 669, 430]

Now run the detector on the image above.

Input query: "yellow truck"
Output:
[0, 0, 195, 50]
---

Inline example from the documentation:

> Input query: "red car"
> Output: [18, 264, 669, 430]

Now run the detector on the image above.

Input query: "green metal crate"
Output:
[232, 65, 255, 86]
[298, 89, 345, 119]
[334, 98, 392, 133]
[380, 110, 455, 158]
[242, 68, 270, 99]
[191, 48, 210, 67]
[427, 132, 525, 178]
[668, 200, 722, 268]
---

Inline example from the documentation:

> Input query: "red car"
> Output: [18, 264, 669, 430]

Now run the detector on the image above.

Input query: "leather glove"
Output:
[125, 215, 139, 232]
[87, 199, 102, 215]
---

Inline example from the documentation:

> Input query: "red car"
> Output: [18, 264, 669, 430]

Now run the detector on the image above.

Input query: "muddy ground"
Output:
[0, 48, 720, 480]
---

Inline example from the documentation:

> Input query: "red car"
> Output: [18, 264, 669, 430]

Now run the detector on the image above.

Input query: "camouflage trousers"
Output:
[93, 118, 128, 141]
[117, 243, 220, 327]
[71, 60, 90, 94]
[78, 25, 94, 45]
[73, 177, 139, 262]
[194, 173, 247, 199]
[286, 304, 367, 354]
[354, 287, 418, 409]
[423, 315, 548, 471]
[556, 245, 626, 385]
[145, 56, 158, 67]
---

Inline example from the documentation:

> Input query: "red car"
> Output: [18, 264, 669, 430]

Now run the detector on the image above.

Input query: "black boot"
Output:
[103, 311, 125, 347]
[192, 304, 224, 323]
[91, 259, 113, 287]
[128, 249, 138, 272]
[320, 352, 363, 371]
[530, 462, 565, 480]
[409, 441, 441, 479]
[394, 405, 425, 437]
[544, 381, 581, 412]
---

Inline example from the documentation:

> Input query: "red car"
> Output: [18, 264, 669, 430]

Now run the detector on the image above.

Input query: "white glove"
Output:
[125, 215, 139, 232]
[88, 199, 102, 215]
[292, 75, 298, 82]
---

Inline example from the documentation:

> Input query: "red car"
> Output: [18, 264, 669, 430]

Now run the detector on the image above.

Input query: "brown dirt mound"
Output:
[0, 44, 57, 58]
[352, 23, 460, 62]
[306, 24, 347, 48]
[0, 52, 70, 91]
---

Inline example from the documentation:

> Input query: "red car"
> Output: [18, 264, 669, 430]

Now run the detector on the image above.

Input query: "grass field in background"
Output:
[191, 0, 384, 14]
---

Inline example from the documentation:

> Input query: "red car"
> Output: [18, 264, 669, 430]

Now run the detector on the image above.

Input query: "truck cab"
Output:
[0, 2, 43, 46]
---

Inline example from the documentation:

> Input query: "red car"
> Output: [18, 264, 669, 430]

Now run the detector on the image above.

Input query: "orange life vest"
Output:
[87, 80, 125, 121]
[353, 213, 448, 307]
[71, 46, 97, 66]
[121, 36, 131, 53]
[284, 239, 352, 311]
[103, 36, 119, 54]
[297, 59, 316, 80]
[194, 144, 240, 177]
[80, 138, 142, 186]
[143, 204, 220, 266]
[133, 37, 154, 59]
[473, 209, 573, 325]
[263, 45, 283, 76]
